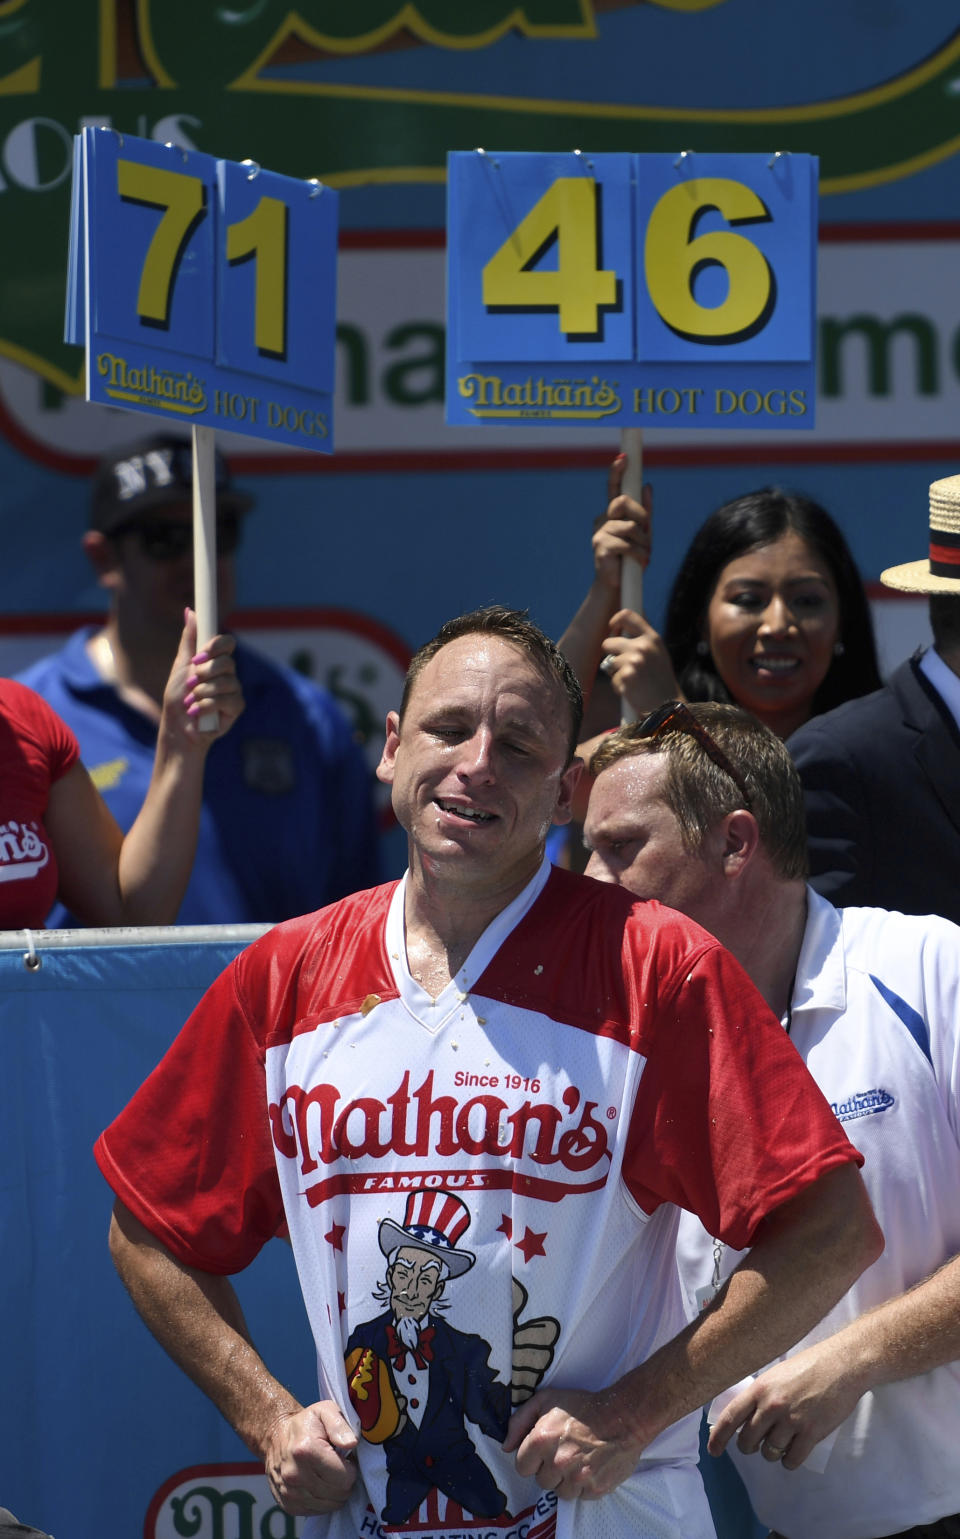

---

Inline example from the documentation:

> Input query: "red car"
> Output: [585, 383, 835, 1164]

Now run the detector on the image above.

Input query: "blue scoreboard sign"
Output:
[66, 128, 338, 450]
[446, 150, 817, 430]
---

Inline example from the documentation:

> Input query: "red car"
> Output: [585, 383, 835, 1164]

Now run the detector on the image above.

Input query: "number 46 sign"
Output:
[65, 128, 338, 450]
[445, 150, 817, 431]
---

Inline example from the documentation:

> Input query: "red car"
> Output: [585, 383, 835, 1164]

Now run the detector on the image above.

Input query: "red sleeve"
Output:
[94, 957, 284, 1274]
[41, 698, 80, 783]
[2, 678, 79, 783]
[622, 939, 862, 1251]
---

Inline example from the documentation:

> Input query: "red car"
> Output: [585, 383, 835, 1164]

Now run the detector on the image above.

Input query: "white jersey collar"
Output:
[384, 856, 553, 1030]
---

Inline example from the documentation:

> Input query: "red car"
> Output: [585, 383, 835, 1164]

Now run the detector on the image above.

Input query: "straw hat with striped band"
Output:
[882, 475, 960, 593]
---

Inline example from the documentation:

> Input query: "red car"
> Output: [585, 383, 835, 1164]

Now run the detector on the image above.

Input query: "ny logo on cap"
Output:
[113, 449, 179, 502]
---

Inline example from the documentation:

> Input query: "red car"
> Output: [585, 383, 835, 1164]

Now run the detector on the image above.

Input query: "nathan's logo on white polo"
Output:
[268, 1069, 612, 1207]
[830, 1088, 895, 1122]
[0, 820, 50, 882]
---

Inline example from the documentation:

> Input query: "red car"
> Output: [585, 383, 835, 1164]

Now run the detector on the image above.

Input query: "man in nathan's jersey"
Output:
[584, 700, 960, 1539]
[95, 607, 881, 1539]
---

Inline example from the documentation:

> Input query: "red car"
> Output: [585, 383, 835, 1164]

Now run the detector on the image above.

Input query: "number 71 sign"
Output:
[446, 150, 817, 430]
[65, 128, 338, 450]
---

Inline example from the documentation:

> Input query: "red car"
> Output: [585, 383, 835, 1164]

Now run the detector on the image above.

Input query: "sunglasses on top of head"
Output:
[637, 699, 753, 809]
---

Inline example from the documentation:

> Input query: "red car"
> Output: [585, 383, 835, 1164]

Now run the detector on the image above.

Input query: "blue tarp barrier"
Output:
[0, 929, 316, 1539]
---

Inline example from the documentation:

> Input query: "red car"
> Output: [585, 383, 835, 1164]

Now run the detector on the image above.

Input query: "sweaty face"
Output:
[705, 530, 840, 739]
[378, 635, 581, 893]
[388, 1248, 445, 1320]
[583, 755, 722, 931]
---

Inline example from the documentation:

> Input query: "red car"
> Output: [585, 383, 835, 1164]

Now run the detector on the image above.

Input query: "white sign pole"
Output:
[618, 426, 644, 724]
[192, 424, 220, 732]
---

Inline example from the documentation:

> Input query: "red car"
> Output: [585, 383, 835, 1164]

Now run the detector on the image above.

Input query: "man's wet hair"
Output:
[400, 606, 583, 761]
[590, 702, 808, 881]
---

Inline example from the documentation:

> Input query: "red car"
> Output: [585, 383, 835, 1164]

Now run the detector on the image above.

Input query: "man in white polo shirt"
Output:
[584, 700, 960, 1539]
[95, 608, 879, 1539]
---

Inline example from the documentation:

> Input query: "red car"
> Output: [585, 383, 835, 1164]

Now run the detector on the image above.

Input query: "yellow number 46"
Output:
[482, 177, 616, 336]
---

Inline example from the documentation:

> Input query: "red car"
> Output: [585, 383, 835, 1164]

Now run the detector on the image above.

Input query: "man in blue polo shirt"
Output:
[18, 433, 380, 926]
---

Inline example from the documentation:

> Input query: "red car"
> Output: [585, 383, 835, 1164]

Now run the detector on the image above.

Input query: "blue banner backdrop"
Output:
[0, 931, 318, 1539]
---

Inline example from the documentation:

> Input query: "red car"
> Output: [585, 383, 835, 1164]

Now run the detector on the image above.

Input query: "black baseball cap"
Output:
[90, 433, 254, 534]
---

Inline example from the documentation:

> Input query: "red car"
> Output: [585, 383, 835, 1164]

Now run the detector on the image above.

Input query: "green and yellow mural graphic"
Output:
[3, 0, 960, 390]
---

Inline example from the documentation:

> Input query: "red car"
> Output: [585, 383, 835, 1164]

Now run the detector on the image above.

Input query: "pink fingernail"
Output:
[184, 692, 196, 710]
[191, 651, 209, 665]
[186, 704, 200, 717]
[186, 674, 199, 689]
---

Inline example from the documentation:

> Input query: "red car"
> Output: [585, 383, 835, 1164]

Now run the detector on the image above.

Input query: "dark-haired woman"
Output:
[561, 458, 881, 742]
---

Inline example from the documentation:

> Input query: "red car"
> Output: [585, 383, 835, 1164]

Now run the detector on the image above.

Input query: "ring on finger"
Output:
[761, 1440, 788, 1462]
[600, 655, 617, 677]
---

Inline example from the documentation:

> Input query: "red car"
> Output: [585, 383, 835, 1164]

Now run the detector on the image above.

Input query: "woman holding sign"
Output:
[562, 457, 880, 744]
[0, 608, 243, 931]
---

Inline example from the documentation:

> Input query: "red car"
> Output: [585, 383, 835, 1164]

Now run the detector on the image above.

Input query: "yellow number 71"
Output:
[117, 158, 288, 355]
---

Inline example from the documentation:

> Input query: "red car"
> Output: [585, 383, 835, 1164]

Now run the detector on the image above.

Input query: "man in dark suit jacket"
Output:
[789, 474, 960, 925]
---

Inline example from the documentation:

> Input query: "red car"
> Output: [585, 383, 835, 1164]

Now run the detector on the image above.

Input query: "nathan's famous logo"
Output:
[0, 820, 50, 882]
[145, 1464, 302, 1538]
[268, 1070, 612, 1205]
[458, 372, 621, 419]
[830, 1087, 895, 1122]
[96, 352, 207, 415]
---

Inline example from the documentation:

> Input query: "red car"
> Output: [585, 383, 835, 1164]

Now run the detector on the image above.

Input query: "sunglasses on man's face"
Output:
[111, 514, 242, 562]
[637, 699, 753, 809]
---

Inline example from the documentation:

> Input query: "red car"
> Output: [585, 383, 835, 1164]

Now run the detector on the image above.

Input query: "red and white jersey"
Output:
[0, 678, 78, 928]
[97, 861, 860, 1539]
